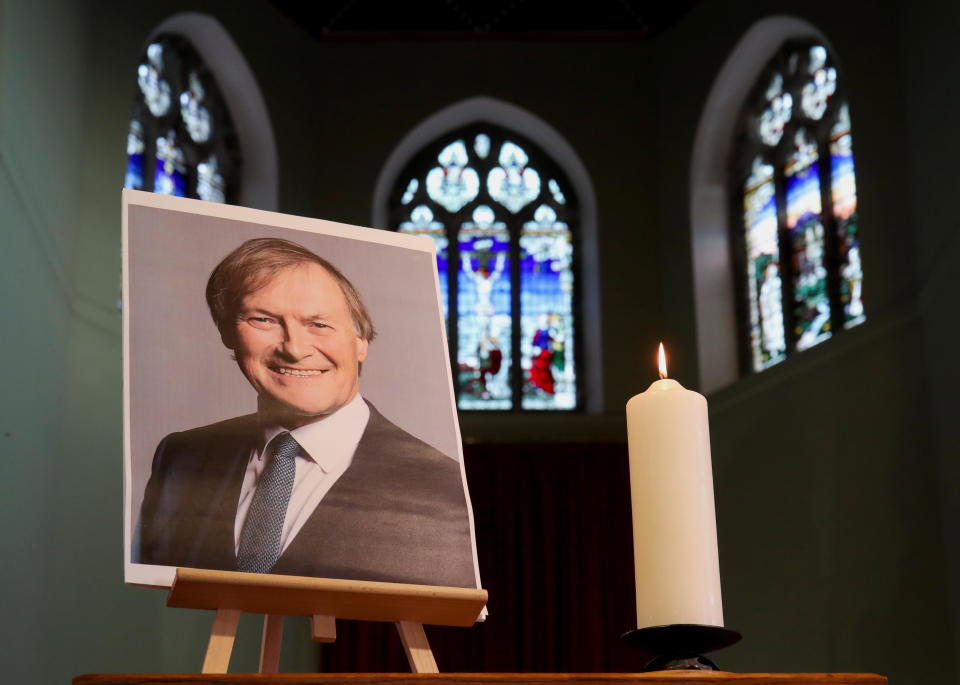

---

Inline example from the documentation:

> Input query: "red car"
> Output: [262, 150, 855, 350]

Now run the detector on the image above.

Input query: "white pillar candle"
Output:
[625, 344, 724, 629]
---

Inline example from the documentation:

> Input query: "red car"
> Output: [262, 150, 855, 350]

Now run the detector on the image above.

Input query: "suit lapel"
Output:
[188, 419, 260, 570]
[272, 404, 387, 576]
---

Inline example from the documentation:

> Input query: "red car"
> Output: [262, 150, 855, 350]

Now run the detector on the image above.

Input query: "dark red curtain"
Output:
[320, 441, 653, 672]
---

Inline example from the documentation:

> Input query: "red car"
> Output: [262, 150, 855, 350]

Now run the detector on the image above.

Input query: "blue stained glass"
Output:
[154, 160, 186, 197]
[831, 106, 864, 329]
[125, 155, 145, 190]
[520, 205, 576, 409]
[743, 157, 786, 371]
[124, 120, 145, 190]
[736, 42, 866, 376]
[126, 34, 240, 204]
[786, 130, 831, 350]
[457, 205, 512, 410]
[399, 205, 448, 319]
[155, 131, 186, 197]
[388, 125, 580, 411]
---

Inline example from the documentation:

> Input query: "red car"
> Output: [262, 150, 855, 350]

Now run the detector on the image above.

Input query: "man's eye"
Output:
[308, 322, 329, 330]
[245, 316, 278, 330]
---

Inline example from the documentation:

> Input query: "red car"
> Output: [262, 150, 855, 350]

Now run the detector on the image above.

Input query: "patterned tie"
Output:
[236, 431, 299, 573]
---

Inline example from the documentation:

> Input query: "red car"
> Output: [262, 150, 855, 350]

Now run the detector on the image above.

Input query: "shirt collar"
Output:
[258, 393, 370, 473]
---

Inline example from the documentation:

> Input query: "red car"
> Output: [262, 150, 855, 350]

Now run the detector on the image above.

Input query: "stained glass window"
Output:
[388, 124, 579, 411]
[731, 41, 865, 374]
[124, 34, 240, 203]
[743, 156, 785, 370]
[830, 105, 864, 328]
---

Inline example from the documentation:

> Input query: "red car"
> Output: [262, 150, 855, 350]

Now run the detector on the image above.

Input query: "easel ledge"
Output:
[166, 568, 487, 675]
[168, 568, 488, 626]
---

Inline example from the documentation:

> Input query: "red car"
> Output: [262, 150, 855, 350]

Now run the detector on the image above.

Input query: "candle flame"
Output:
[658, 343, 668, 379]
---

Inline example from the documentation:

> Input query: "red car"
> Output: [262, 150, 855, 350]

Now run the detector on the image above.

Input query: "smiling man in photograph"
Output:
[135, 237, 476, 588]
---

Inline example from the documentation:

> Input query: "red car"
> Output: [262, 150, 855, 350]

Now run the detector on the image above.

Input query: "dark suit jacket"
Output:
[137, 402, 477, 588]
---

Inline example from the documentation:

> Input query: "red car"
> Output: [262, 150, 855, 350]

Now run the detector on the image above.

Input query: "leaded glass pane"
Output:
[400, 178, 418, 205]
[180, 72, 213, 143]
[155, 130, 187, 197]
[758, 73, 793, 147]
[520, 205, 576, 409]
[800, 46, 837, 121]
[487, 141, 541, 213]
[785, 129, 831, 350]
[138, 43, 172, 117]
[743, 157, 786, 371]
[125, 33, 240, 203]
[426, 140, 480, 212]
[399, 205, 448, 319]
[548, 179, 566, 204]
[474, 134, 490, 159]
[457, 206, 512, 410]
[830, 105, 864, 328]
[197, 155, 225, 203]
[125, 119, 146, 190]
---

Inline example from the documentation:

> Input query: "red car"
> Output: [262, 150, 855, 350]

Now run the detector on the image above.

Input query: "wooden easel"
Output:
[166, 568, 488, 674]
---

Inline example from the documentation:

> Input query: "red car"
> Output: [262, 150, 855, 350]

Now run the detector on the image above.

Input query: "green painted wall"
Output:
[1, 0, 957, 682]
[897, 0, 960, 675]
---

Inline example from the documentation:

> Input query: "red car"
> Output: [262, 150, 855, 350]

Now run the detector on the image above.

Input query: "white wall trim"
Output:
[372, 96, 604, 413]
[150, 13, 278, 211]
[689, 16, 828, 393]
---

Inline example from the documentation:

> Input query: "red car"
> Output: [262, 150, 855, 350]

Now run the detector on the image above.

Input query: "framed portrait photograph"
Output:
[122, 190, 480, 590]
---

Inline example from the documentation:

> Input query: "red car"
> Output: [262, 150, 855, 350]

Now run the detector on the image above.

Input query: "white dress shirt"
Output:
[233, 393, 370, 554]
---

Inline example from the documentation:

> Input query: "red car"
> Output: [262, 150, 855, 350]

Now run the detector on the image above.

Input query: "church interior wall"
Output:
[1, 0, 957, 682]
[895, 0, 960, 673]
[0, 0, 106, 679]
[653, 0, 956, 680]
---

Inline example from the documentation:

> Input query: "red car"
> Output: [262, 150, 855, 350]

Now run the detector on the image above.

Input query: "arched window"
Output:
[121, 13, 277, 211]
[386, 123, 580, 412]
[730, 40, 864, 374]
[124, 33, 240, 203]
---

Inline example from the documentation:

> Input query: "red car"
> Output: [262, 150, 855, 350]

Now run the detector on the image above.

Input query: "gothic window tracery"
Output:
[389, 124, 579, 411]
[124, 34, 240, 204]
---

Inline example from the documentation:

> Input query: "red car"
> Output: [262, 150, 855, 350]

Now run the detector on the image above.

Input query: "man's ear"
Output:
[356, 336, 369, 363]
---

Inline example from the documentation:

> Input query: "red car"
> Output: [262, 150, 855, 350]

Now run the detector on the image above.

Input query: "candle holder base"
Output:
[620, 624, 741, 672]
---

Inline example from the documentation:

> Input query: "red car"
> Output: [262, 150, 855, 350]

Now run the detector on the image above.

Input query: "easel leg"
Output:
[259, 614, 284, 673]
[202, 608, 241, 674]
[311, 615, 337, 643]
[395, 620, 439, 674]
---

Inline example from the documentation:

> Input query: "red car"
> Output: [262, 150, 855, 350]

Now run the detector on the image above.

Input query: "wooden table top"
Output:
[74, 673, 888, 685]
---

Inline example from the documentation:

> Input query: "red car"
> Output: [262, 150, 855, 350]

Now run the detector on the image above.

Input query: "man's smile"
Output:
[271, 366, 331, 377]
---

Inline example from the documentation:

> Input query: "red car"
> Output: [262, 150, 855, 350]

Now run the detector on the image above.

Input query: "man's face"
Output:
[227, 262, 368, 426]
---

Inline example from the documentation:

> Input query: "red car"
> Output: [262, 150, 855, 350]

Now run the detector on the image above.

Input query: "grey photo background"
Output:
[127, 203, 461, 524]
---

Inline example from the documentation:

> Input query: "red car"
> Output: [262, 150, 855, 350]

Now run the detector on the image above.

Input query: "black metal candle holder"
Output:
[621, 624, 742, 671]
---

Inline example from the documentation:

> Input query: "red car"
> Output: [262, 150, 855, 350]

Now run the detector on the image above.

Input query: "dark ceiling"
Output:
[268, 0, 704, 40]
